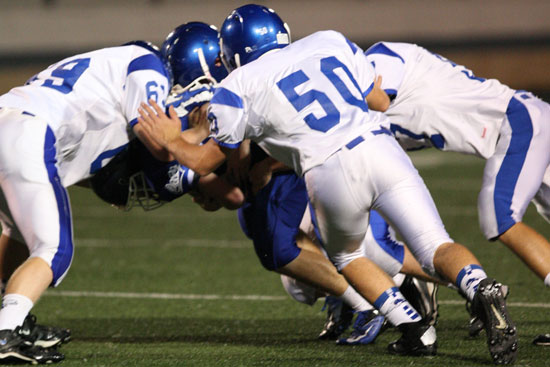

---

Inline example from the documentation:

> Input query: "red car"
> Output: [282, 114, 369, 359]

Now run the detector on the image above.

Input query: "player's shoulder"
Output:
[365, 41, 417, 60]
[299, 30, 354, 51]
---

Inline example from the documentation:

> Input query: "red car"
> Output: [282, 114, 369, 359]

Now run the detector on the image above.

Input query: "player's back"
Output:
[213, 30, 387, 175]
[366, 42, 516, 158]
[0, 45, 170, 185]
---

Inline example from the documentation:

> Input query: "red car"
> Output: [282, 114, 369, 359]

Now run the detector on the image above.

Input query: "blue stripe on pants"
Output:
[494, 97, 533, 236]
[44, 126, 74, 285]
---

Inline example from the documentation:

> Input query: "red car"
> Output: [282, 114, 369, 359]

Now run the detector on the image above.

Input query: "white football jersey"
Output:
[209, 30, 389, 176]
[0, 45, 170, 186]
[365, 42, 516, 158]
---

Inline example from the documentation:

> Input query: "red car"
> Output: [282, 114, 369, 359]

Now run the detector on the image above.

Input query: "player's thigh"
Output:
[479, 95, 550, 239]
[355, 136, 451, 272]
[0, 113, 74, 285]
[240, 173, 308, 270]
[304, 151, 369, 270]
[533, 165, 550, 222]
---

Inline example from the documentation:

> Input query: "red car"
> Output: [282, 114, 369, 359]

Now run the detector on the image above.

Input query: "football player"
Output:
[91, 23, 243, 214]
[160, 19, 439, 345]
[0, 40, 172, 364]
[365, 41, 550, 345]
[137, 4, 517, 364]
[235, 139, 442, 344]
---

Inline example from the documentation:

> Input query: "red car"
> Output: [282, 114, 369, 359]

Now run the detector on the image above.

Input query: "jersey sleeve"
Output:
[345, 37, 376, 99]
[122, 53, 171, 128]
[364, 42, 406, 97]
[208, 85, 247, 149]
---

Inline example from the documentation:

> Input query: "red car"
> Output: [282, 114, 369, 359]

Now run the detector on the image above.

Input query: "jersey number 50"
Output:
[276, 56, 368, 132]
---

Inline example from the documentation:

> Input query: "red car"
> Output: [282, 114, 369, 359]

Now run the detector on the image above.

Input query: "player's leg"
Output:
[305, 140, 437, 356]
[238, 172, 378, 341]
[0, 233, 29, 289]
[0, 112, 69, 363]
[479, 94, 550, 276]
[478, 93, 550, 347]
[356, 133, 515, 363]
[0, 231, 70, 349]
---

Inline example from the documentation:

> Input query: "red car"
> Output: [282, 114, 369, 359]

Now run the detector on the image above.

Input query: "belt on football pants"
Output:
[344, 127, 392, 150]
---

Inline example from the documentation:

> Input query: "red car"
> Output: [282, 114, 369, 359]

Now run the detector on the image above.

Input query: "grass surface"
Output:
[1, 66, 549, 366]
[24, 151, 548, 366]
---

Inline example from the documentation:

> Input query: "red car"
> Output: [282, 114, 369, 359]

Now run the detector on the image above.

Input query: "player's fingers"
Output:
[140, 102, 156, 119]
[149, 99, 164, 115]
[138, 107, 154, 126]
[168, 105, 178, 120]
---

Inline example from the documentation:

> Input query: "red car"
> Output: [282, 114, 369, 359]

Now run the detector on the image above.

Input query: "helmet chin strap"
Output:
[195, 47, 214, 82]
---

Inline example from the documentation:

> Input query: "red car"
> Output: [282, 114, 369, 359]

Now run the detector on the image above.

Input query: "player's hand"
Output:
[138, 100, 181, 149]
[189, 190, 222, 212]
[186, 103, 210, 142]
[374, 75, 383, 89]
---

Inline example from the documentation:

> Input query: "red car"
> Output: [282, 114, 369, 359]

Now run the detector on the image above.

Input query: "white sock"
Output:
[392, 273, 406, 287]
[0, 294, 34, 330]
[374, 287, 420, 326]
[456, 264, 487, 301]
[545, 273, 550, 288]
[339, 286, 372, 312]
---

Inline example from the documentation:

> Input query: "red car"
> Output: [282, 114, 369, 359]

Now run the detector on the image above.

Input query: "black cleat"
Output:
[533, 333, 550, 346]
[471, 278, 518, 365]
[318, 296, 354, 340]
[388, 321, 437, 356]
[19, 314, 71, 348]
[466, 284, 509, 337]
[0, 328, 64, 364]
[399, 276, 439, 327]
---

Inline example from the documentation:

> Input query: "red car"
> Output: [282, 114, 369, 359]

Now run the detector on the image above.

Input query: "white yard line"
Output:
[45, 290, 286, 301]
[44, 290, 550, 308]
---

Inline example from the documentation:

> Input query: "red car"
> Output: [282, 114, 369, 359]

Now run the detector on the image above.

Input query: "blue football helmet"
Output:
[219, 4, 291, 72]
[162, 22, 228, 90]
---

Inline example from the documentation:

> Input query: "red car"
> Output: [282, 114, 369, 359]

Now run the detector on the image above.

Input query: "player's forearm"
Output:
[166, 138, 225, 176]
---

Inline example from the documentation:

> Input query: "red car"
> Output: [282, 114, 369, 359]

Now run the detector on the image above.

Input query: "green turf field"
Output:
[27, 150, 548, 366]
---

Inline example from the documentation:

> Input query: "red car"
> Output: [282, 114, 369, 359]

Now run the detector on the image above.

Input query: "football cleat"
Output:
[533, 333, 550, 346]
[0, 328, 64, 364]
[471, 278, 518, 365]
[399, 276, 439, 327]
[466, 284, 509, 337]
[318, 296, 354, 340]
[19, 314, 71, 348]
[336, 309, 385, 345]
[387, 321, 437, 356]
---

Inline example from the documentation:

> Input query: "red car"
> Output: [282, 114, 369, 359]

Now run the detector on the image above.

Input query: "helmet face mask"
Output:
[162, 22, 228, 89]
[90, 140, 166, 212]
[127, 171, 164, 211]
[219, 4, 291, 72]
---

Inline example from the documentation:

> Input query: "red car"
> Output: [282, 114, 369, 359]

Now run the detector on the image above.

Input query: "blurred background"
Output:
[1, 0, 549, 96]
